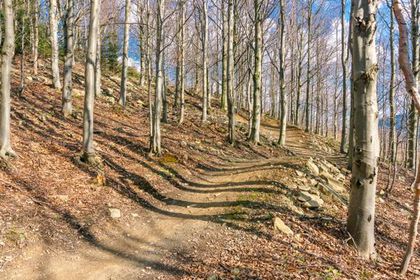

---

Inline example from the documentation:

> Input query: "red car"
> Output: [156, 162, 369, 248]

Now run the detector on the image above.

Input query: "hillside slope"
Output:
[0, 59, 418, 279]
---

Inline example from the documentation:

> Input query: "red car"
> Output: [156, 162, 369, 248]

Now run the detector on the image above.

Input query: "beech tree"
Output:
[278, 0, 286, 146]
[249, 0, 263, 144]
[175, 0, 186, 124]
[49, 0, 62, 89]
[0, 0, 15, 158]
[32, 0, 39, 75]
[63, 0, 75, 117]
[393, 0, 420, 274]
[150, 0, 165, 155]
[82, 0, 100, 161]
[119, 0, 131, 107]
[347, 0, 380, 259]
[340, 0, 347, 153]
[196, 0, 209, 123]
[226, 0, 235, 144]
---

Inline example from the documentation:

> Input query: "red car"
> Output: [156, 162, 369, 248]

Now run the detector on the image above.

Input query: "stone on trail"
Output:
[320, 172, 346, 194]
[295, 170, 305, 177]
[273, 217, 293, 236]
[297, 191, 324, 209]
[306, 158, 319, 176]
[108, 208, 121, 219]
[297, 185, 311, 192]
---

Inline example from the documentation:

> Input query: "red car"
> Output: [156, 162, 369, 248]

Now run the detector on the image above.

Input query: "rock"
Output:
[309, 178, 317, 186]
[306, 158, 319, 176]
[297, 191, 311, 202]
[295, 170, 305, 177]
[297, 185, 311, 192]
[108, 208, 121, 219]
[320, 172, 346, 193]
[274, 217, 293, 236]
[298, 191, 324, 209]
[26, 76, 33, 82]
[180, 140, 188, 148]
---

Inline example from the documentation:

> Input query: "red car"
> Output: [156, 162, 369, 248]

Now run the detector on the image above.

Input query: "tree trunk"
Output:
[347, 0, 380, 259]
[227, 0, 235, 144]
[221, 0, 228, 111]
[393, 0, 420, 274]
[295, 32, 303, 126]
[119, 0, 131, 107]
[250, 0, 262, 144]
[0, 0, 15, 158]
[389, 2, 396, 163]
[305, 1, 312, 133]
[95, 26, 102, 97]
[63, 0, 74, 117]
[278, 0, 287, 146]
[150, 0, 165, 155]
[18, 2, 26, 96]
[32, 0, 39, 75]
[340, 0, 348, 153]
[82, 0, 100, 159]
[49, 0, 62, 89]
[200, 0, 208, 123]
[178, 1, 185, 124]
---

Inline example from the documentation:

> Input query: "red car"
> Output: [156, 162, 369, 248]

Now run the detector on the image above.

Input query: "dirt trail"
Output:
[1, 71, 343, 279]
[3, 119, 329, 280]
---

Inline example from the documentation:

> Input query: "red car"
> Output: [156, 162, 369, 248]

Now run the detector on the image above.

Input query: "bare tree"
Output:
[49, 0, 62, 89]
[175, 0, 186, 124]
[249, 0, 263, 144]
[150, 0, 165, 155]
[227, 0, 235, 144]
[0, 0, 15, 158]
[347, 0, 380, 259]
[340, 0, 347, 153]
[394, 0, 420, 274]
[304, 0, 313, 133]
[63, 0, 75, 117]
[278, 0, 287, 146]
[119, 0, 131, 107]
[32, 0, 39, 75]
[82, 0, 100, 161]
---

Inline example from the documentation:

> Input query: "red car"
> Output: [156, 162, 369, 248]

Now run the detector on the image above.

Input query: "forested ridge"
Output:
[0, 0, 419, 279]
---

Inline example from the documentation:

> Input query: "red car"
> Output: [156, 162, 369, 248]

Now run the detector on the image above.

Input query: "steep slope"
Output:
[0, 59, 418, 279]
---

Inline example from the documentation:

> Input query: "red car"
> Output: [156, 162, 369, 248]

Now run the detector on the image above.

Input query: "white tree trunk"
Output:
[227, 0, 235, 144]
[32, 0, 39, 75]
[62, 0, 74, 117]
[150, 0, 165, 155]
[82, 0, 100, 159]
[200, 0, 208, 123]
[250, 0, 262, 144]
[49, 0, 62, 89]
[393, 0, 420, 274]
[119, 0, 131, 107]
[176, 1, 185, 124]
[340, 0, 348, 153]
[0, 0, 15, 158]
[347, 0, 380, 260]
[95, 28, 102, 97]
[278, 0, 287, 146]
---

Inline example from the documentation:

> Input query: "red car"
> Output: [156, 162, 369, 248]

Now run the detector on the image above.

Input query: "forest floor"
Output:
[0, 59, 419, 279]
